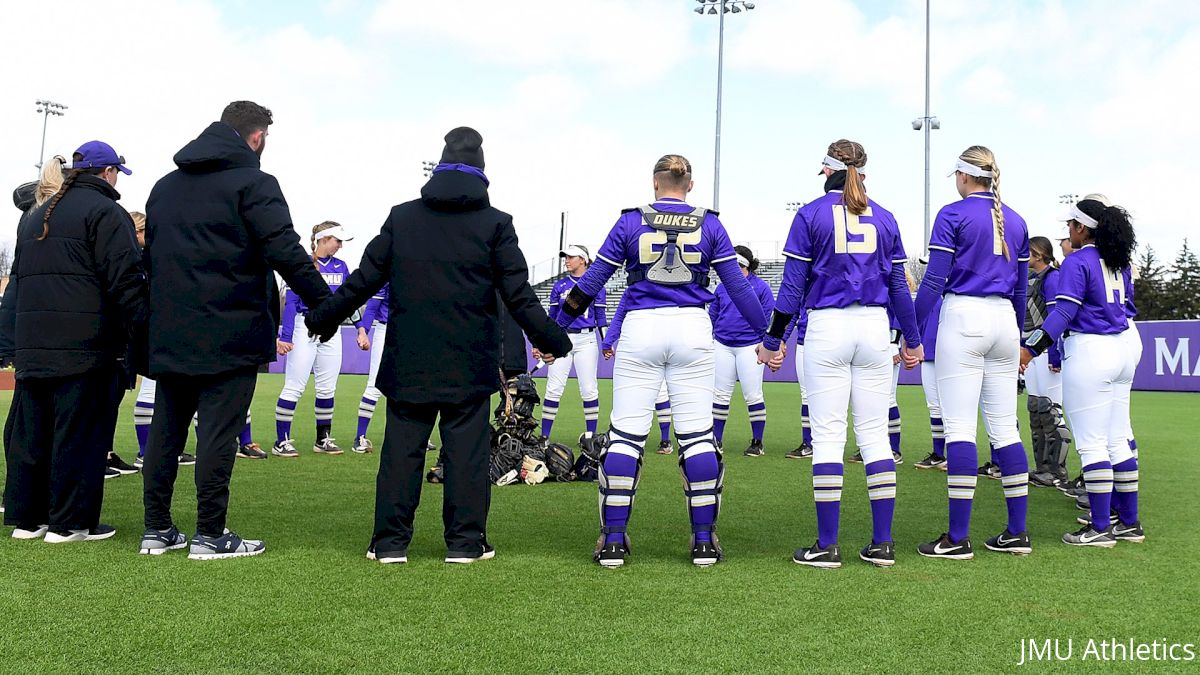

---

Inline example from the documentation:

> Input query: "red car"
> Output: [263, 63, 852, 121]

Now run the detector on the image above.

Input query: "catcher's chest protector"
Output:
[636, 205, 707, 286]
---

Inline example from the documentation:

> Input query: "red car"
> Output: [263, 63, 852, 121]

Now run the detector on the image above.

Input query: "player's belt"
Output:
[567, 328, 594, 334]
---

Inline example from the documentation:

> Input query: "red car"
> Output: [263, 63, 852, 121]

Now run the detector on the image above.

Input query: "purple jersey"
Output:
[594, 198, 736, 311]
[710, 273, 773, 347]
[782, 191, 909, 309]
[1123, 267, 1137, 319]
[281, 256, 359, 341]
[927, 192, 1030, 297]
[547, 274, 608, 331]
[361, 283, 390, 329]
[1054, 245, 1129, 335]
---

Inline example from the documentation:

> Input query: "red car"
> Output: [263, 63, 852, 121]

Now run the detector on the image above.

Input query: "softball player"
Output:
[352, 284, 389, 454]
[602, 294, 674, 455]
[555, 154, 765, 568]
[1024, 237, 1070, 487]
[760, 140, 921, 569]
[537, 246, 607, 444]
[851, 310, 906, 464]
[913, 146, 1031, 560]
[273, 221, 365, 457]
[1120, 266, 1141, 462]
[781, 307, 813, 459]
[912, 292, 947, 470]
[1022, 196, 1141, 546]
[711, 245, 774, 457]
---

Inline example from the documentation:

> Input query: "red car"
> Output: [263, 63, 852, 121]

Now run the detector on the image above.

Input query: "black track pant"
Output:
[3, 365, 120, 531]
[142, 366, 256, 537]
[373, 395, 491, 556]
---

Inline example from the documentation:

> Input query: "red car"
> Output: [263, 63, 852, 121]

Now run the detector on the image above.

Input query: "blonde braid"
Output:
[959, 145, 1008, 260]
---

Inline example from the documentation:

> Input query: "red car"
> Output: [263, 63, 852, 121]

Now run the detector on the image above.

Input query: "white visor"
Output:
[1058, 204, 1098, 229]
[947, 158, 993, 179]
[560, 245, 590, 261]
[736, 254, 750, 268]
[316, 225, 353, 242]
[820, 154, 847, 172]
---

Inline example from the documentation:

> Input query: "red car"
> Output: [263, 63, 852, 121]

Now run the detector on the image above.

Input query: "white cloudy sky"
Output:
[2, 0, 1197, 276]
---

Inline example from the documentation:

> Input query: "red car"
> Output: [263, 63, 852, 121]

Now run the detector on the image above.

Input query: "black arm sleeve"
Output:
[491, 219, 573, 357]
[242, 174, 331, 310]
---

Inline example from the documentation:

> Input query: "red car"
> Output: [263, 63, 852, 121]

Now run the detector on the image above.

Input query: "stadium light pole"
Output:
[34, 99, 67, 171]
[694, 0, 755, 211]
[910, 0, 938, 256]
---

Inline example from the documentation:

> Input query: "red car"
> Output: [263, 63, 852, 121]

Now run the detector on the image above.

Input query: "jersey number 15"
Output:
[833, 205, 877, 254]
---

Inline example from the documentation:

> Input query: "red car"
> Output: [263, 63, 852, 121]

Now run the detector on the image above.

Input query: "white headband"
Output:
[948, 158, 993, 179]
[736, 254, 751, 268]
[1065, 204, 1099, 229]
[821, 154, 847, 171]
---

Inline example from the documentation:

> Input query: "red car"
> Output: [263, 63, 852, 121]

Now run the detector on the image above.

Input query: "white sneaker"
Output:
[445, 544, 496, 564]
[313, 437, 343, 455]
[12, 524, 49, 540]
[272, 438, 299, 458]
[352, 435, 374, 454]
[45, 524, 117, 543]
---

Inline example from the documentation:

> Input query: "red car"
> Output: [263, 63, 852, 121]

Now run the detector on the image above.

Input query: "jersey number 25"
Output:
[833, 205, 877, 254]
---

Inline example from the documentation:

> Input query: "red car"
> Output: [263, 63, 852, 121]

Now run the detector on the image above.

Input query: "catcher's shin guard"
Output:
[598, 427, 645, 541]
[1027, 396, 1051, 471]
[677, 428, 723, 537]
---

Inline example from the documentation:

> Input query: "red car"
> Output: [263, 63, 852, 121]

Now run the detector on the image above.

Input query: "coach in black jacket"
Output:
[306, 127, 571, 563]
[0, 142, 147, 539]
[141, 101, 330, 558]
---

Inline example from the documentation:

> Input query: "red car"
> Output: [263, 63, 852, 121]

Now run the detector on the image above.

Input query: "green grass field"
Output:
[1, 374, 1197, 673]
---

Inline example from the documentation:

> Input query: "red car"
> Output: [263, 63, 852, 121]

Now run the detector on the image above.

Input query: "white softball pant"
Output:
[1063, 332, 1136, 467]
[1023, 353, 1062, 403]
[281, 329, 342, 402]
[610, 308, 713, 437]
[136, 376, 157, 406]
[713, 342, 765, 408]
[544, 330, 600, 402]
[363, 322, 387, 401]
[1118, 320, 1142, 444]
[920, 361, 940, 418]
[793, 343, 807, 400]
[935, 294, 1022, 448]
[804, 306, 892, 465]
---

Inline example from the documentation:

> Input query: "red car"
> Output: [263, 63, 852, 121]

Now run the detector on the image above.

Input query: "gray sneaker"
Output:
[188, 529, 266, 560]
[1062, 524, 1117, 548]
[140, 526, 188, 555]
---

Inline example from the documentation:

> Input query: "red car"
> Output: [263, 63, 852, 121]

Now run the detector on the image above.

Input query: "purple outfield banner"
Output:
[275, 321, 1200, 394]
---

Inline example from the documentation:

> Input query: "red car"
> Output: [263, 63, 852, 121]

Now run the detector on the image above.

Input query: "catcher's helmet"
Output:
[544, 443, 576, 481]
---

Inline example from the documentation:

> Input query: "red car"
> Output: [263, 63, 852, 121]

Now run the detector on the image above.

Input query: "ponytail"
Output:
[1084, 201, 1136, 271]
[990, 164, 1010, 261]
[825, 139, 869, 215]
[35, 156, 66, 206]
[957, 145, 1008, 260]
[38, 170, 82, 240]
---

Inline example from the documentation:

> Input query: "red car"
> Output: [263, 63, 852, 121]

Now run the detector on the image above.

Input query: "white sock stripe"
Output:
[604, 496, 632, 506]
[747, 414, 767, 422]
[542, 411, 558, 421]
[607, 476, 635, 489]
[1113, 470, 1139, 482]
[1086, 482, 1114, 493]
[712, 411, 729, 421]
[868, 487, 897, 500]
[275, 409, 296, 420]
[1001, 474, 1028, 487]
[689, 479, 718, 491]
[865, 472, 896, 487]
[688, 495, 718, 507]
[1114, 484, 1139, 493]
[813, 490, 842, 502]
[584, 413, 600, 421]
[812, 475, 844, 488]
[1083, 468, 1114, 482]
[948, 489, 977, 499]
[948, 475, 978, 489]
[1003, 486, 1029, 498]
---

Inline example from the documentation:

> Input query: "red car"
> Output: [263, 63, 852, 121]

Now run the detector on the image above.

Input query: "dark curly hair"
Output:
[734, 245, 759, 273]
[1077, 199, 1135, 271]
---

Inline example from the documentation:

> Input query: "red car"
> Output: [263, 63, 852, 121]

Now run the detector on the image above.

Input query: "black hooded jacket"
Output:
[145, 122, 330, 376]
[0, 174, 148, 379]
[305, 169, 572, 403]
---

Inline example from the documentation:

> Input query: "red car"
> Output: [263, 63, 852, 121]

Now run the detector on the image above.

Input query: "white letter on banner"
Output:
[1155, 337, 1190, 376]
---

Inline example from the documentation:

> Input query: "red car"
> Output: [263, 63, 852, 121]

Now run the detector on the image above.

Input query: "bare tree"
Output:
[905, 256, 926, 290]
[0, 246, 12, 278]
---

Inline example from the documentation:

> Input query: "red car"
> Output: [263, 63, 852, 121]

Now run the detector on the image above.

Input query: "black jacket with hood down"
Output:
[0, 174, 148, 380]
[145, 122, 330, 376]
[305, 169, 572, 403]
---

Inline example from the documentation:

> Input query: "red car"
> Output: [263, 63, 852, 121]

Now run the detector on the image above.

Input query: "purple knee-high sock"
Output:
[601, 452, 639, 545]
[946, 441, 978, 543]
[865, 459, 897, 544]
[1082, 461, 1115, 531]
[748, 402, 766, 442]
[712, 403, 729, 443]
[801, 404, 812, 446]
[540, 399, 559, 438]
[1112, 457, 1139, 525]
[682, 447, 720, 543]
[583, 398, 600, 435]
[656, 399, 672, 443]
[134, 401, 154, 457]
[239, 421, 253, 447]
[930, 417, 945, 459]
[888, 406, 901, 455]
[275, 398, 297, 442]
[995, 442, 1029, 534]
[813, 463, 844, 548]
[357, 394, 378, 438]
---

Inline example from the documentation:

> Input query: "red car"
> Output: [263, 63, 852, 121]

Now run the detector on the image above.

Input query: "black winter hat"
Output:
[439, 127, 485, 170]
[13, 181, 36, 212]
